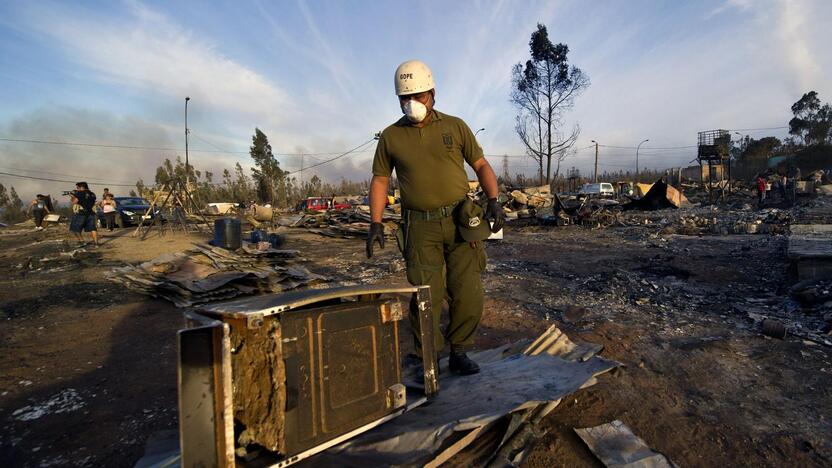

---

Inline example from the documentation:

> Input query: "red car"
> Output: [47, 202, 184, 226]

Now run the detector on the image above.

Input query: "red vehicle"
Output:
[296, 197, 351, 212]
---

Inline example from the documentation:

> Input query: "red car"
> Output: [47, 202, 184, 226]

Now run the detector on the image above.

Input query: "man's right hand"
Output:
[366, 222, 385, 258]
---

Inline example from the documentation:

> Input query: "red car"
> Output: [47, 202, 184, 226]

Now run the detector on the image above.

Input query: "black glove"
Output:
[366, 222, 385, 258]
[484, 198, 505, 233]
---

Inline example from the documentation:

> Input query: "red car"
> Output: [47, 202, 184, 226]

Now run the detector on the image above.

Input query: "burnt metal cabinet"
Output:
[178, 284, 437, 468]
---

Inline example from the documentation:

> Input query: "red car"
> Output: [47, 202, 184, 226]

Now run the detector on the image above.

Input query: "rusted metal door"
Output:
[282, 299, 402, 453]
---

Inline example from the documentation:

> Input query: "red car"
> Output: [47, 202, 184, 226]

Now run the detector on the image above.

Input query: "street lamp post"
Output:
[474, 128, 485, 137]
[635, 139, 649, 183]
[184, 97, 191, 190]
[591, 140, 599, 182]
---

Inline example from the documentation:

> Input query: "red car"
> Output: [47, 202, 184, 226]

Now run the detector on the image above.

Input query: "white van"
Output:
[578, 183, 615, 197]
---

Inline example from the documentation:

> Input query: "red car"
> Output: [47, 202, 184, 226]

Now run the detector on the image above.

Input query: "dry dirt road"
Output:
[1, 221, 830, 467]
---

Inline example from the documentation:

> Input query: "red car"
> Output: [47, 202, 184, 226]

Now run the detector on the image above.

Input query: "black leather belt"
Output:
[405, 199, 463, 221]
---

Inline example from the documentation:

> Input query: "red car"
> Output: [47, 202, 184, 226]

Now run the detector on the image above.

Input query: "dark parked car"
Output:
[97, 197, 160, 228]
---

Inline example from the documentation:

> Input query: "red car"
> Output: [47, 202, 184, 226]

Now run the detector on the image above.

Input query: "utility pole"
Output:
[636, 138, 649, 183]
[300, 153, 305, 194]
[502, 154, 509, 183]
[591, 140, 599, 182]
[184, 97, 191, 190]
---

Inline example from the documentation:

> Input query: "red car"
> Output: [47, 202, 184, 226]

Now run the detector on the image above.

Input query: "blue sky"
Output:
[1, 0, 830, 199]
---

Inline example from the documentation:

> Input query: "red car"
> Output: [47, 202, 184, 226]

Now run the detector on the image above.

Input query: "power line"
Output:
[190, 132, 237, 153]
[0, 170, 136, 187]
[0, 137, 186, 152]
[286, 137, 377, 175]
[0, 166, 136, 185]
[0, 136, 378, 187]
[485, 145, 596, 159]
[599, 143, 698, 150]
[729, 126, 789, 132]
[0, 136, 375, 157]
[594, 127, 789, 151]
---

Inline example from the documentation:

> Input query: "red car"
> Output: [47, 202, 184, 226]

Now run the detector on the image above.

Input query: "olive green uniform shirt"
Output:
[372, 110, 483, 211]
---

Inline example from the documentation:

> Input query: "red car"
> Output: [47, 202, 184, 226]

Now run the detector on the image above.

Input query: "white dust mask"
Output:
[402, 99, 428, 123]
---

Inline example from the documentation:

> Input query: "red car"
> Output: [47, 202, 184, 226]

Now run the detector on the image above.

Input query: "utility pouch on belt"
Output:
[395, 208, 409, 258]
[395, 224, 406, 256]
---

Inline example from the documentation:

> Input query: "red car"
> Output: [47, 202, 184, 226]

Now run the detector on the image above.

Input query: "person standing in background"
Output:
[69, 182, 98, 246]
[28, 194, 50, 231]
[100, 193, 117, 231]
[756, 175, 767, 208]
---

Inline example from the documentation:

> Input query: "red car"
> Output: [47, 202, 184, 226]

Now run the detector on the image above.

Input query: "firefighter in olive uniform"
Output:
[366, 60, 505, 375]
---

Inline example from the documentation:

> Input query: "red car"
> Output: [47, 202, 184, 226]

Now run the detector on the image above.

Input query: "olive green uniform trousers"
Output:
[403, 211, 486, 355]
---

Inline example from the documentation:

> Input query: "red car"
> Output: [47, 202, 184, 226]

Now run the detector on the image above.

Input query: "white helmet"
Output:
[394, 60, 435, 96]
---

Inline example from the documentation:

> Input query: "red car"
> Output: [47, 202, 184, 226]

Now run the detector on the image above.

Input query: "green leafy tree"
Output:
[155, 158, 176, 186]
[0, 183, 9, 208]
[789, 91, 832, 146]
[233, 162, 254, 202]
[304, 174, 323, 197]
[740, 136, 782, 162]
[135, 179, 146, 198]
[154, 156, 198, 187]
[249, 128, 286, 206]
[9, 187, 22, 208]
[511, 23, 589, 184]
[0, 185, 25, 223]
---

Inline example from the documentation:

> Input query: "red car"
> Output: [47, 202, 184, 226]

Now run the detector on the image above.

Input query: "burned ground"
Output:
[1, 213, 831, 467]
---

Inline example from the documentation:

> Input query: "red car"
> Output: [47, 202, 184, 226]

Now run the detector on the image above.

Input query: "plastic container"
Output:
[268, 233, 286, 249]
[214, 218, 242, 250]
[250, 229, 267, 244]
[250, 205, 274, 222]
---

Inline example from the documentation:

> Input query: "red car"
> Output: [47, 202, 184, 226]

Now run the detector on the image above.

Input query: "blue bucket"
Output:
[250, 229, 267, 243]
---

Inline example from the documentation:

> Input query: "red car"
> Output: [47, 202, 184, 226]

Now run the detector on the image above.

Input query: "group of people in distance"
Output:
[27, 182, 119, 246]
[755, 165, 804, 208]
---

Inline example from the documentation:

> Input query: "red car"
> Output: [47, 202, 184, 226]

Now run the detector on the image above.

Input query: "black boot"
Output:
[404, 354, 440, 382]
[449, 352, 480, 375]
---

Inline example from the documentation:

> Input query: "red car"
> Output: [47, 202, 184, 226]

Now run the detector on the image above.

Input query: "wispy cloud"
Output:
[776, 0, 822, 92]
[706, 0, 753, 19]
[21, 1, 291, 123]
[295, 0, 358, 102]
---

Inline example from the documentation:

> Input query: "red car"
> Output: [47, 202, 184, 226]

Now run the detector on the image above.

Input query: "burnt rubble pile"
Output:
[518, 252, 832, 345]
[112, 243, 326, 307]
[619, 206, 793, 236]
[503, 181, 832, 236]
[12, 239, 103, 274]
[279, 208, 400, 239]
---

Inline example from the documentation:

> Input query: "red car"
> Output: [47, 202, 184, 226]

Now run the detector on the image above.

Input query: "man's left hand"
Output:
[484, 198, 505, 233]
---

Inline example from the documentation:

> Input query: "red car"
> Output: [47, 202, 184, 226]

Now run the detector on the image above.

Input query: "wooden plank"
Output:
[788, 237, 832, 259]
[790, 224, 832, 236]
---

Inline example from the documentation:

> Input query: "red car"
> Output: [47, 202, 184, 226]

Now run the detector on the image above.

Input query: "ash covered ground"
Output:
[1, 201, 831, 467]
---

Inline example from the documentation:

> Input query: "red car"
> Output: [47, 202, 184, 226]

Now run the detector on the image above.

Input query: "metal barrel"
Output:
[761, 319, 787, 339]
[214, 218, 242, 250]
